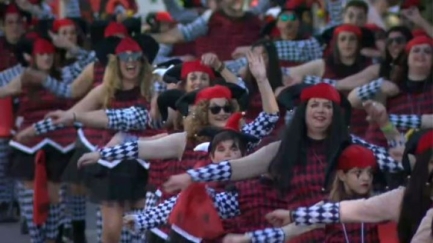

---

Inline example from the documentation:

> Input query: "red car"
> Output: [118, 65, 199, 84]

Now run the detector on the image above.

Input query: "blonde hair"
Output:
[183, 99, 239, 144]
[101, 55, 154, 108]
[328, 171, 372, 202]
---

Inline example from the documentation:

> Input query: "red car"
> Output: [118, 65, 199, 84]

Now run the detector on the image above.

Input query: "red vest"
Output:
[195, 11, 261, 61]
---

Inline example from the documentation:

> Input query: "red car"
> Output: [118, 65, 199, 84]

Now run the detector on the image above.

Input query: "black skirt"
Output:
[8, 146, 73, 182]
[84, 158, 149, 204]
[61, 139, 91, 184]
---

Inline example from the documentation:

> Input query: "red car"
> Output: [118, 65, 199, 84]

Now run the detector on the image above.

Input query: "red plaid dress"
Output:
[325, 222, 379, 242]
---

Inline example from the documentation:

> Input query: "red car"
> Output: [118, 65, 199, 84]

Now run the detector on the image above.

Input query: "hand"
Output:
[401, 7, 423, 25]
[389, 146, 405, 162]
[222, 234, 251, 243]
[123, 214, 136, 231]
[363, 100, 388, 127]
[49, 31, 74, 50]
[21, 69, 48, 86]
[44, 110, 75, 126]
[231, 46, 250, 59]
[14, 126, 37, 143]
[163, 173, 193, 193]
[201, 53, 222, 70]
[265, 209, 292, 227]
[246, 51, 267, 82]
[380, 80, 400, 97]
[77, 151, 101, 168]
[179, 55, 196, 62]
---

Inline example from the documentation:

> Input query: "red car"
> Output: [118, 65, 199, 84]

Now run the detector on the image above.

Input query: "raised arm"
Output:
[0, 65, 23, 87]
[347, 78, 399, 108]
[287, 59, 324, 80]
[132, 196, 178, 233]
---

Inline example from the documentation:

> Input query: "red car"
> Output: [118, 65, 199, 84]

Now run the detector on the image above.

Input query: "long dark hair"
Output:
[398, 149, 433, 243]
[268, 102, 351, 193]
[244, 39, 283, 93]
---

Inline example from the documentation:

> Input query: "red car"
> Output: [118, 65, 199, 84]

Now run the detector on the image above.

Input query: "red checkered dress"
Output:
[324, 223, 379, 243]
[195, 11, 262, 61]
[365, 86, 433, 147]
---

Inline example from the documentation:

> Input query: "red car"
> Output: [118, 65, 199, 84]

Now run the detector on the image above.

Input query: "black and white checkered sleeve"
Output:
[212, 190, 241, 219]
[0, 64, 22, 87]
[33, 118, 65, 135]
[62, 50, 97, 84]
[389, 114, 421, 129]
[292, 202, 340, 225]
[303, 75, 337, 86]
[105, 105, 151, 131]
[99, 141, 139, 161]
[186, 160, 232, 182]
[241, 112, 279, 148]
[325, 0, 344, 28]
[133, 196, 178, 233]
[351, 135, 404, 173]
[144, 189, 162, 209]
[356, 78, 383, 101]
[246, 228, 285, 243]
[225, 58, 248, 74]
[274, 38, 323, 62]
[42, 76, 73, 98]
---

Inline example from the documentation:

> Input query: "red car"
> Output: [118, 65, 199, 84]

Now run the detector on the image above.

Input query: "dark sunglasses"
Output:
[117, 52, 143, 61]
[279, 13, 297, 22]
[386, 36, 406, 45]
[209, 105, 233, 115]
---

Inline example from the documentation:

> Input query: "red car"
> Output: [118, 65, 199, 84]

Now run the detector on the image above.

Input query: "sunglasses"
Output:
[117, 52, 143, 61]
[209, 105, 233, 115]
[279, 13, 297, 22]
[386, 36, 406, 45]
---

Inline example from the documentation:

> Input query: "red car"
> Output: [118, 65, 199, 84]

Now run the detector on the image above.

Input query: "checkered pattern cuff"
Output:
[106, 105, 150, 131]
[304, 75, 337, 86]
[134, 196, 178, 232]
[186, 160, 232, 182]
[357, 78, 383, 101]
[248, 228, 285, 243]
[389, 114, 421, 129]
[99, 141, 139, 161]
[33, 118, 64, 135]
[42, 76, 72, 98]
[292, 202, 340, 225]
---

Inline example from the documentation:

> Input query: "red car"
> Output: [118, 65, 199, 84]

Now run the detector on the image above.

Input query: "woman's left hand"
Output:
[246, 51, 267, 82]
[49, 31, 75, 50]
[201, 53, 222, 70]
[222, 234, 251, 243]
[77, 152, 101, 168]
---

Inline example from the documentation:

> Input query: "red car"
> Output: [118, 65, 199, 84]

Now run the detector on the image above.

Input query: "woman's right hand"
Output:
[45, 110, 75, 126]
[363, 100, 389, 127]
[265, 209, 292, 227]
[163, 173, 193, 193]
[123, 214, 137, 231]
[14, 126, 37, 143]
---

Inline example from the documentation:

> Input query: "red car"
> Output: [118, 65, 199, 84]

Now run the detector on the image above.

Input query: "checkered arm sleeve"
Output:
[144, 189, 163, 209]
[356, 78, 383, 101]
[0, 64, 23, 87]
[241, 112, 279, 149]
[225, 58, 248, 74]
[42, 76, 72, 98]
[62, 50, 97, 83]
[303, 75, 337, 87]
[99, 141, 139, 161]
[325, 0, 344, 28]
[153, 82, 167, 95]
[351, 135, 404, 173]
[186, 160, 232, 182]
[389, 114, 421, 129]
[33, 118, 65, 135]
[274, 38, 323, 62]
[178, 15, 209, 42]
[211, 190, 241, 219]
[292, 202, 340, 226]
[246, 228, 286, 243]
[133, 196, 178, 233]
[105, 105, 151, 131]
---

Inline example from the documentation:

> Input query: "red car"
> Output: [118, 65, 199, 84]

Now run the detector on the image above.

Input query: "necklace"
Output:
[341, 222, 364, 243]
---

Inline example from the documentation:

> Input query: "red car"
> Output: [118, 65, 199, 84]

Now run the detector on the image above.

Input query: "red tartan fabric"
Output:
[14, 87, 76, 148]
[365, 87, 433, 147]
[279, 60, 303, 67]
[171, 42, 196, 57]
[324, 223, 379, 243]
[194, 11, 261, 61]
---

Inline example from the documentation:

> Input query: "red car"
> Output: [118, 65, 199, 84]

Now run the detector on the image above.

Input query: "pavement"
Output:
[0, 203, 98, 243]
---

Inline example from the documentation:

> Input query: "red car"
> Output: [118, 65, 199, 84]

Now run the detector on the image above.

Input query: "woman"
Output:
[347, 35, 433, 147]
[161, 83, 402, 242]
[265, 129, 433, 243]
[223, 144, 380, 243]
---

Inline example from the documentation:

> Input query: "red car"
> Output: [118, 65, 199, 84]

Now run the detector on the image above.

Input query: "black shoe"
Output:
[0, 201, 19, 223]
[20, 217, 28, 235]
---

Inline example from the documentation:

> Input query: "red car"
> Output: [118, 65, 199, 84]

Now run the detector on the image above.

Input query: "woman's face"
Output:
[276, 11, 299, 36]
[4, 13, 24, 42]
[252, 46, 269, 65]
[118, 52, 143, 80]
[386, 31, 407, 59]
[208, 98, 233, 127]
[58, 25, 77, 45]
[35, 53, 54, 71]
[339, 167, 373, 195]
[185, 72, 211, 92]
[337, 31, 358, 58]
[210, 139, 242, 162]
[305, 98, 333, 134]
[408, 44, 432, 70]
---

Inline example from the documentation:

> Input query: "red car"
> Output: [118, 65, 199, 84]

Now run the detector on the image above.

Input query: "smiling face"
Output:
[305, 98, 334, 135]
[408, 44, 433, 70]
[208, 98, 233, 127]
[338, 167, 373, 195]
[185, 72, 211, 92]
[118, 52, 143, 80]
